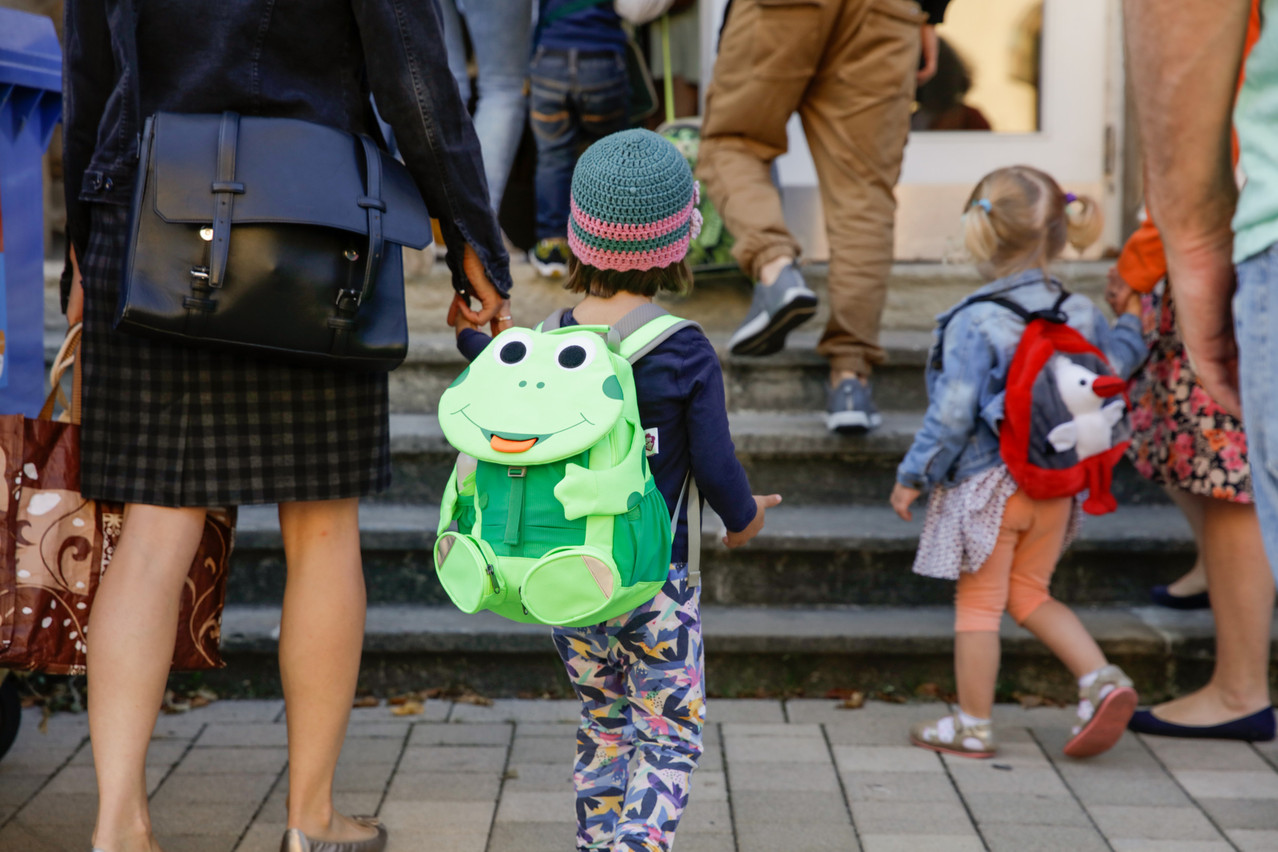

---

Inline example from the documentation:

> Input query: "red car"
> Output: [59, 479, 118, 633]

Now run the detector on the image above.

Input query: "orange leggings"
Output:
[955, 490, 1073, 633]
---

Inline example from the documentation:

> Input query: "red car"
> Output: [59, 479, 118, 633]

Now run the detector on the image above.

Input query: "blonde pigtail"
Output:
[1064, 193, 1103, 253]
[963, 200, 999, 267]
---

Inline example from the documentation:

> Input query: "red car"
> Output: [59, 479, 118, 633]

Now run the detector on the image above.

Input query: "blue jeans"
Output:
[530, 47, 629, 241]
[1234, 243, 1278, 578]
[438, 0, 533, 211]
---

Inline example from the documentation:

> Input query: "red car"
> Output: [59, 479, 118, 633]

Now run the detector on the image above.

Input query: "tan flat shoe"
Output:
[280, 816, 387, 852]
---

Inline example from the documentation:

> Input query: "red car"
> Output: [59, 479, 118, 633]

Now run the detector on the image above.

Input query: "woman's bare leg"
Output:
[89, 504, 208, 852]
[1165, 487, 1209, 597]
[277, 498, 377, 841]
[1154, 495, 1274, 724]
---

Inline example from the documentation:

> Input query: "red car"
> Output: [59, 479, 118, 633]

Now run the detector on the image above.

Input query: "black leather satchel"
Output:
[116, 111, 430, 371]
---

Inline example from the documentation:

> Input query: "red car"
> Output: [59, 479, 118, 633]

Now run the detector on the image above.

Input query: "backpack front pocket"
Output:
[434, 532, 502, 614]
[520, 546, 623, 626]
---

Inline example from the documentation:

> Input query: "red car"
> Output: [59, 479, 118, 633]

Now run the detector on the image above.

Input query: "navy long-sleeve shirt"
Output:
[458, 313, 757, 563]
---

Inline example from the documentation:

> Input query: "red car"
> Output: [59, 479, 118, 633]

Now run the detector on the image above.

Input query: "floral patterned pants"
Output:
[552, 563, 705, 852]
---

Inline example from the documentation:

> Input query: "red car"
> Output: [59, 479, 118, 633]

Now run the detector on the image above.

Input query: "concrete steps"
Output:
[45, 260, 1225, 701]
[230, 502, 1194, 609]
[208, 601, 1278, 703]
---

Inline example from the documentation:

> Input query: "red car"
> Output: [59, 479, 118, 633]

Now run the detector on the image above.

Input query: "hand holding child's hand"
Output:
[723, 494, 782, 549]
[1105, 266, 1141, 316]
[890, 483, 921, 521]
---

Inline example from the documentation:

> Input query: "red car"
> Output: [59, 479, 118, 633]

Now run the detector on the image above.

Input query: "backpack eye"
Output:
[492, 330, 533, 367]
[555, 337, 597, 371]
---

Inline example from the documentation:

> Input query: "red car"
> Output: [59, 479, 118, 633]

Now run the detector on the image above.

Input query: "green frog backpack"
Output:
[434, 305, 700, 626]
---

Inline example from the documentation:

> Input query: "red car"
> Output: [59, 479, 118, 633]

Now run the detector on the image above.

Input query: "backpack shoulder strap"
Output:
[614, 304, 704, 363]
[931, 289, 1072, 370]
[539, 308, 570, 332]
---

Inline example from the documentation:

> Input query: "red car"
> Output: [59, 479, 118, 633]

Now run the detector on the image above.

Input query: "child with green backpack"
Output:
[450, 128, 779, 852]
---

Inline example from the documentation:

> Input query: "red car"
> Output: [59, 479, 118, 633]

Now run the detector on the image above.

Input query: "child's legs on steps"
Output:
[954, 491, 1097, 715]
[614, 565, 706, 852]
[1006, 495, 1108, 678]
[552, 627, 635, 850]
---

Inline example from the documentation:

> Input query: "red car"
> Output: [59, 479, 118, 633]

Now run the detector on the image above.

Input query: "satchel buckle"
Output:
[190, 266, 210, 284]
[335, 288, 362, 312]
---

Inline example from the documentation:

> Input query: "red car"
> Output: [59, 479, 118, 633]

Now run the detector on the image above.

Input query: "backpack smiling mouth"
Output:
[490, 434, 540, 453]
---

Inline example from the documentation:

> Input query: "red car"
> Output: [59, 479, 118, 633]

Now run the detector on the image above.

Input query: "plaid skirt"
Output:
[79, 204, 391, 507]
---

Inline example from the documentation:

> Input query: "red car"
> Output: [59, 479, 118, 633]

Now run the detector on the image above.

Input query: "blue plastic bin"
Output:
[0, 9, 62, 416]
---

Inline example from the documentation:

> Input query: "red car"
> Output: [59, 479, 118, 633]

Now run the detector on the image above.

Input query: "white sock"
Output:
[958, 710, 990, 728]
[1078, 668, 1102, 690]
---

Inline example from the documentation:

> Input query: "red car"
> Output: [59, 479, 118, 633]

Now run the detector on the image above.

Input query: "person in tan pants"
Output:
[699, 0, 949, 433]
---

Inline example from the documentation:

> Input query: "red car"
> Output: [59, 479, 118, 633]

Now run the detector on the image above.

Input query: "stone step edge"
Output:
[42, 328, 936, 368]
[385, 410, 925, 454]
[234, 502, 1194, 553]
[220, 602, 1262, 657]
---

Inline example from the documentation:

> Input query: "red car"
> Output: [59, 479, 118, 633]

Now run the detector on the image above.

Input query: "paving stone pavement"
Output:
[3, 699, 1277, 851]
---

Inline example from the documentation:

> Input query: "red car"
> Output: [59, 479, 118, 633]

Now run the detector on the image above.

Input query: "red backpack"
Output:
[936, 291, 1131, 515]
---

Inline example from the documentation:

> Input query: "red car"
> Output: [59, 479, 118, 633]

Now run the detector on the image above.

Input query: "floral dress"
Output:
[1126, 284, 1252, 503]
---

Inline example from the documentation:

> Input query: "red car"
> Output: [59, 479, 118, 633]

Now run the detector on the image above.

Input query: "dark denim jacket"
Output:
[62, 0, 511, 306]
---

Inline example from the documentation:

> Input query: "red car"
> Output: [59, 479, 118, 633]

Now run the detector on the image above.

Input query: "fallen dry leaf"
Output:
[837, 690, 866, 710]
[454, 691, 494, 707]
[352, 696, 381, 709]
[390, 700, 425, 717]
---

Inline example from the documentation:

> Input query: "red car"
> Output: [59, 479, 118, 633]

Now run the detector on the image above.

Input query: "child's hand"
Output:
[1105, 266, 1141, 316]
[722, 494, 782, 549]
[447, 292, 483, 338]
[890, 483, 921, 521]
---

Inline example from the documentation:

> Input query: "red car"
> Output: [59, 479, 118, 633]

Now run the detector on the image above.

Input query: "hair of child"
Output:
[564, 254, 694, 298]
[962, 165, 1103, 279]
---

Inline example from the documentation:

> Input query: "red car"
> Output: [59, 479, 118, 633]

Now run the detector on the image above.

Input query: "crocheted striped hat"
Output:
[569, 129, 702, 272]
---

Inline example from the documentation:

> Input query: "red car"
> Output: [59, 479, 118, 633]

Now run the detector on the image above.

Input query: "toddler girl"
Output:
[891, 165, 1147, 759]
[455, 128, 779, 851]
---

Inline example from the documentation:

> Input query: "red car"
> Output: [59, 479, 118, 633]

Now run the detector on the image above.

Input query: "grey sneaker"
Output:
[827, 378, 882, 434]
[728, 265, 818, 356]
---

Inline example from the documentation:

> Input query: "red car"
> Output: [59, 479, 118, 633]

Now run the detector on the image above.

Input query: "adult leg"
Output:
[800, 0, 923, 383]
[614, 567, 705, 852]
[551, 626, 635, 851]
[436, 0, 473, 103]
[89, 503, 208, 852]
[697, 0, 817, 279]
[277, 498, 377, 842]
[462, 0, 533, 210]
[1147, 495, 1274, 725]
[1163, 485, 1210, 598]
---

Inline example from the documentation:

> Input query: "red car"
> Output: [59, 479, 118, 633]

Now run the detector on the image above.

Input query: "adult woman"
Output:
[63, 2, 511, 850]
[1107, 221, 1275, 741]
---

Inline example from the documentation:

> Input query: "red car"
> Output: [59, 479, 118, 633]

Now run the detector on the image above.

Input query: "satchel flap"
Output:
[149, 112, 432, 249]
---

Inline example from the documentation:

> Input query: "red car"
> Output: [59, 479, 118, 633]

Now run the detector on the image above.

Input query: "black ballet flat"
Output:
[1149, 584, 1210, 610]
[1128, 706, 1276, 741]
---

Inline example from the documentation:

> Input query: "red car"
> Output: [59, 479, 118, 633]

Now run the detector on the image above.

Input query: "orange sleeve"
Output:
[1115, 218, 1167, 294]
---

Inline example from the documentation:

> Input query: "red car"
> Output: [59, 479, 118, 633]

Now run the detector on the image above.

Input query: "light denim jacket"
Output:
[896, 269, 1148, 491]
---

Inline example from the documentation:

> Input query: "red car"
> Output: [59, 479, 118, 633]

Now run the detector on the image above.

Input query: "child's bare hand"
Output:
[1105, 266, 1141, 316]
[890, 483, 921, 521]
[723, 494, 782, 549]
[447, 292, 483, 338]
